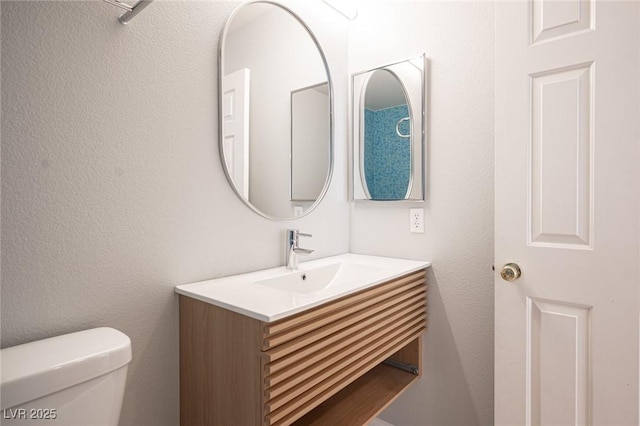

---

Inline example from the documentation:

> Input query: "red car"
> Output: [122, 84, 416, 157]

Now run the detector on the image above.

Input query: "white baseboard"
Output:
[368, 418, 395, 426]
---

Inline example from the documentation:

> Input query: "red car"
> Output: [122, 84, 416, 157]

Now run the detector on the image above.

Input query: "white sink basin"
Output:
[176, 253, 431, 322]
[255, 261, 396, 294]
[256, 263, 342, 294]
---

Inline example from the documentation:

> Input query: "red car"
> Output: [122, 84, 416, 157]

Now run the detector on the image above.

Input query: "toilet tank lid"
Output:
[0, 327, 132, 410]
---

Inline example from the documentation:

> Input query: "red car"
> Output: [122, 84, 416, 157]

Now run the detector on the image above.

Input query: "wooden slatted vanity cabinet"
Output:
[179, 268, 427, 425]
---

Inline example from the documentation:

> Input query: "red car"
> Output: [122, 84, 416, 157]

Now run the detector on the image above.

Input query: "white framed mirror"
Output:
[219, 1, 334, 220]
[352, 54, 426, 201]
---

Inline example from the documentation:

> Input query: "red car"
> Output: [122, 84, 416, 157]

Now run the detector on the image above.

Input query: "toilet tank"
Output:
[0, 327, 132, 426]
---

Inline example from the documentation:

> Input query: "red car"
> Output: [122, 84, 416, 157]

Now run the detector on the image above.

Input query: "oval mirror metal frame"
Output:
[218, 0, 334, 221]
[359, 68, 414, 200]
[352, 54, 426, 202]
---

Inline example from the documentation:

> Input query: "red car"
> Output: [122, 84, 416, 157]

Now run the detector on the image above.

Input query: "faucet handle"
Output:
[287, 229, 312, 241]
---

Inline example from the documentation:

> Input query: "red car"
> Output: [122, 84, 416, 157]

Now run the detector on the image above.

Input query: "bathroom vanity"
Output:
[176, 254, 430, 425]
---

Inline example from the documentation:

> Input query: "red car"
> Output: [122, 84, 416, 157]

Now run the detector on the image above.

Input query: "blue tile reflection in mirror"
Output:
[363, 77, 411, 199]
[352, 55, 426, 201]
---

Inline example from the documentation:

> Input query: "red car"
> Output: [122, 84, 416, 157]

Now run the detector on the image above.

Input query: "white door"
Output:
[222, 68, 250, 198]
[495, 1, 639, 425]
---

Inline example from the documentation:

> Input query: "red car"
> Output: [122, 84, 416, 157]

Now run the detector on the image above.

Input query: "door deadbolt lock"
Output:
[500, 263, 521, 282]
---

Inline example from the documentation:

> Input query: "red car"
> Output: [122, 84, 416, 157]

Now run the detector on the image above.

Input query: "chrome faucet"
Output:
[286, 229, 313, 270]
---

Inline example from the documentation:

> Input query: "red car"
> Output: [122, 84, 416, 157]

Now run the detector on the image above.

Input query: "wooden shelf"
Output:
[292, 362, 419, 426]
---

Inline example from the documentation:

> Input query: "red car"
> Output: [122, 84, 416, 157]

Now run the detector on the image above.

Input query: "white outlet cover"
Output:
[410, 208, 424, 233]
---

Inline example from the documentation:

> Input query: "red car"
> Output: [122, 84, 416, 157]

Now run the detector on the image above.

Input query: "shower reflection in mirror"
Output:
[352, 54, 426, 201]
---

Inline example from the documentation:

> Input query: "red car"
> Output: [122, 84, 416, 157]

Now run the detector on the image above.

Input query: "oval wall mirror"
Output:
[219, 1, 333, 220]
[352, 55, 426, 201]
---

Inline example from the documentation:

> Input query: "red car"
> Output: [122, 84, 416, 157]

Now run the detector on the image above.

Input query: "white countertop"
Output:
[175, 253, 431, 322]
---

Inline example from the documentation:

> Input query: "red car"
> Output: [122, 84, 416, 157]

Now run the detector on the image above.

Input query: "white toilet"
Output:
[0, 327, 132, 426]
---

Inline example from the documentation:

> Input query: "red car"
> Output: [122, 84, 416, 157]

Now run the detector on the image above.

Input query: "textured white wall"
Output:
[0, 1, 348, 425]
[349, 2, 495, 425]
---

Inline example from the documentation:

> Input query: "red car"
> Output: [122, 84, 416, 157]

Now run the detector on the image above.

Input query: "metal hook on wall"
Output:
[103, 0, 153, 25]
[396, 117, 411, 139]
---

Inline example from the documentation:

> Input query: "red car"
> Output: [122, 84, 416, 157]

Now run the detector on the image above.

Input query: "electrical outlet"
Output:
[294, 206, 304, 217]
[410, 208, 424, 233]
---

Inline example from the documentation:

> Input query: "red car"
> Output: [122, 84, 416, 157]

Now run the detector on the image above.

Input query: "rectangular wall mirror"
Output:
[352, 54, 426, 201]
[291, 82, 330, 202]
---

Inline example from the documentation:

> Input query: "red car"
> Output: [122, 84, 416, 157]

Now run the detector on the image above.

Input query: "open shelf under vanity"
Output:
[292, 348, 421, 425]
